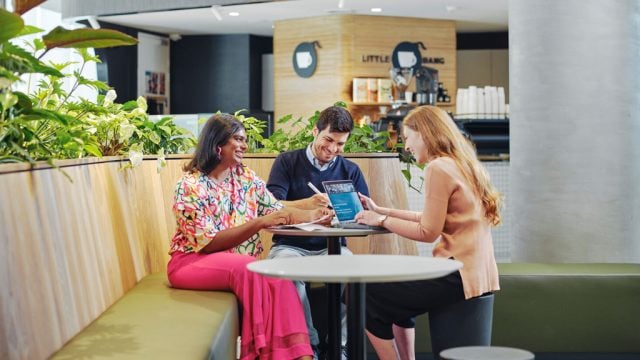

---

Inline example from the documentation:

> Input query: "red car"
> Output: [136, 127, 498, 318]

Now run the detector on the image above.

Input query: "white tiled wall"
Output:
[404, 161, 511, 262]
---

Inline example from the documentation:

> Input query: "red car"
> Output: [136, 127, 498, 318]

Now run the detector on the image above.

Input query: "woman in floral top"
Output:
[168, 114, 330, 360]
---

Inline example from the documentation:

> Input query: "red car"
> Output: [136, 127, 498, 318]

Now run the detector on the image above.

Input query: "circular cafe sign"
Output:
[293, 42, 319, 78]
[391, 41, 426, 71]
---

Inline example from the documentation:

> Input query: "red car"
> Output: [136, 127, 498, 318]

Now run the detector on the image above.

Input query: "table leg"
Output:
[347, 283, 366, 360]
[327, 237, 341, 255]
[327, 237, 342, 360]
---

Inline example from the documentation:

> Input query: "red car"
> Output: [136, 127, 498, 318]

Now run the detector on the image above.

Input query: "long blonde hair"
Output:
[403, 106, 502, 226]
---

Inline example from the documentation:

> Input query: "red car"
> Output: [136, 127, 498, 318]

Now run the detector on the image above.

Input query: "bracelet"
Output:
[377, 214, 388, 227]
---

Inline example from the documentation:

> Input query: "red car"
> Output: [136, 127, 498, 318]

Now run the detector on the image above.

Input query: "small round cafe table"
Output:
[248, 252, 462, 360]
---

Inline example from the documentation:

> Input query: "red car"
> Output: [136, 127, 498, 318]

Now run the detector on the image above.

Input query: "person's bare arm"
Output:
[200, 210, 292, 253]
[359, 193, 421, 222]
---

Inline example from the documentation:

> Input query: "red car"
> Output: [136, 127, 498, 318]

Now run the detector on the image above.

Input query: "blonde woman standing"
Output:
[355, 105, 502, 360]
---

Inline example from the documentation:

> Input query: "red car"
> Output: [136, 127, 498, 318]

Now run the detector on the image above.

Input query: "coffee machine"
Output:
[415, 66, 439, 105]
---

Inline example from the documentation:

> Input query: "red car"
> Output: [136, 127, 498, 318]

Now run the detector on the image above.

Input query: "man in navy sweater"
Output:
[267, 106, 369, 359]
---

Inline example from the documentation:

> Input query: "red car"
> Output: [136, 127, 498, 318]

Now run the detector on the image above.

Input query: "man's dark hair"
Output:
[183, 113, 244, 174]
[315, 106, 354, 133]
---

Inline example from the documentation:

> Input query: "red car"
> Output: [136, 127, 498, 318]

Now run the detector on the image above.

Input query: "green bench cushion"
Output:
[412, 263, 640, 354]
[493, 263, 640, 353]
[51, 273, 239, 360]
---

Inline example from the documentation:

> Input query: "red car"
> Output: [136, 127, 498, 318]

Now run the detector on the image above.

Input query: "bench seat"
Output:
[411, 263, 640, 359]
[51, 273, 239, 360]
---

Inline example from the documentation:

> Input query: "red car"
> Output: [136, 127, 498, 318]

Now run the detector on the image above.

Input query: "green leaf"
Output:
[29, 108, 70, 126]
[83, 143, 102, 157]
[155, 116, 173, 126]
[49, 60, 76, 72]
[276, 114, 293, 124]
[0, 154, 25, 164]
[1, 42, 64, 77]
[158, 125, 172, 135]
[76, 48, 101, 63]
[10, 141, 35, 163]
[17, 25, 44, 37]
[401, 169, 411, 182]
[0, 8, 24, 44]
[33, 62, 66, 77]
[0, 66, 20, 82]
[0, 92, 19, 110]
[74, 72, 110, 91]
[33, 38, 45, 51]
[148, 132, 161, 145]
[121, 100, 138, 111]
[43, 27, 138, 50]
[13, 91, 32, 111]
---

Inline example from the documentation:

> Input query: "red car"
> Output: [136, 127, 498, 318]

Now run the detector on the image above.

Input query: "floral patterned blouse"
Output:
[169, 164, 283, 256]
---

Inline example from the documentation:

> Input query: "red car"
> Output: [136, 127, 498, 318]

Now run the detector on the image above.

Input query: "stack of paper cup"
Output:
[454, 85, 507, 119]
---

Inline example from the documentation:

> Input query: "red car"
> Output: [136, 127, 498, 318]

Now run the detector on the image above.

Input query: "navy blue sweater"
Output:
[267, 149, 370, 250]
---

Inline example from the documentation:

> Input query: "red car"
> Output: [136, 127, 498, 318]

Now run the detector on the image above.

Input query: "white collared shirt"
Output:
[305, 145, 336, 171]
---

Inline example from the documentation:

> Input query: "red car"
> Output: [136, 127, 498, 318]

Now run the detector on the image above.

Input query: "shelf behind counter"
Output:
[367, 110, 510, 159]
[348, 101, 455, 124]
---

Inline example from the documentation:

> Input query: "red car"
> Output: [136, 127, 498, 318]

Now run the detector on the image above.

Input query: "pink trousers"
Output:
[168, 251, 312, 360]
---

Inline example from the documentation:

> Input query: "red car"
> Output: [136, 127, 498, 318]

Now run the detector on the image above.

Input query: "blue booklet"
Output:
[321, 180, 365, 224]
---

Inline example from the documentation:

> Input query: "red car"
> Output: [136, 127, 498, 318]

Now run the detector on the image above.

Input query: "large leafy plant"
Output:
[0, 3, 137, 164]
[0, 2, 196, 167]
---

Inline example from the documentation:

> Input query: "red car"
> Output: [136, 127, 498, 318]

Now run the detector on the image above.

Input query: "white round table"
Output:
[248, 254, 462, 283]
[248, 254, 462, 360]
[440, 346, 535, 360]
[264, 226, 387, 359]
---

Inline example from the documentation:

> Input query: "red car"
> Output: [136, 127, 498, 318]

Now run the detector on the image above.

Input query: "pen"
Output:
[307, 182, 333, 209]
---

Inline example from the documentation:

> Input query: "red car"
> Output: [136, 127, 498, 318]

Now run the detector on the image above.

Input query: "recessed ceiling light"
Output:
[229, 11, 240, 17]
[445, 5, 458, 13]
[370, 8, 382, 13]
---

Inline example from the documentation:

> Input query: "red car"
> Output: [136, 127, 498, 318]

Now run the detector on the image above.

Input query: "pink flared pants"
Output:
[168, 251, 312, 360]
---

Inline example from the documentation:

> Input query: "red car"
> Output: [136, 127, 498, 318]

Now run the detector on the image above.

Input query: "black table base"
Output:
[326, 237, 367, 360]
[327, 237, 343, 360]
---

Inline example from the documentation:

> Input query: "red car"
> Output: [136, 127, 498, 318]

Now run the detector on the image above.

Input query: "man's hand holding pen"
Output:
[307, 182, 333, 209]
[309, 193, 332, 209]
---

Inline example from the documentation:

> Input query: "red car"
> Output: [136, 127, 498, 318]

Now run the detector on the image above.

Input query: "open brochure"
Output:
[273, 222, 332, 231]
[271, 215, 334, 231]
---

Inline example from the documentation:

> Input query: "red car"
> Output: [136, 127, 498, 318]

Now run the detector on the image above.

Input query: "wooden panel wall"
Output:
[274, 14, 456, 125]
[274, 16, 346, 126]
[0, 153, 415, 359]
[0, 157, 172, 360]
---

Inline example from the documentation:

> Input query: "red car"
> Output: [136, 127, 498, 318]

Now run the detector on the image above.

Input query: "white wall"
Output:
[137, 32, 170, 114]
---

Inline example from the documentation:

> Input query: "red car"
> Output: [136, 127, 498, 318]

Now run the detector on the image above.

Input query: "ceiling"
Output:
[97, 0, 508, 37]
